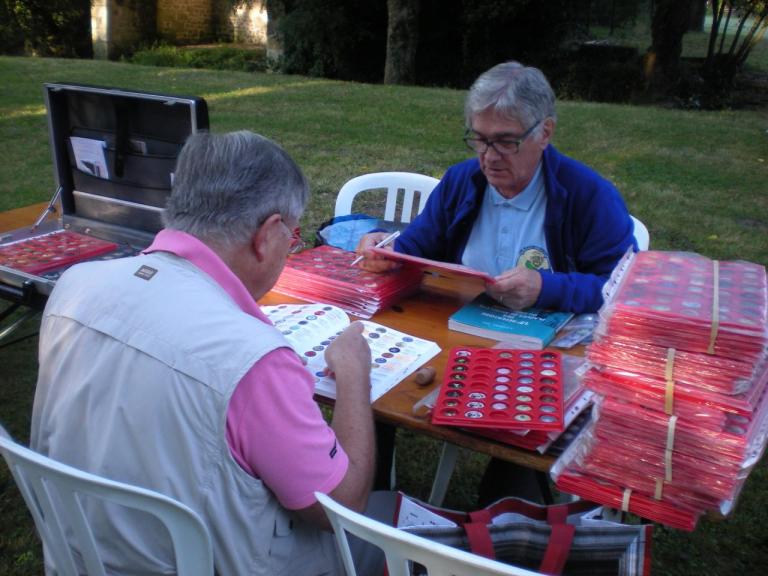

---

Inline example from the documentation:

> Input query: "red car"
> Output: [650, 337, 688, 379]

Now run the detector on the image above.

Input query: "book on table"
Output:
[262, 302, 441, 403]
[448, 293, 574, 349]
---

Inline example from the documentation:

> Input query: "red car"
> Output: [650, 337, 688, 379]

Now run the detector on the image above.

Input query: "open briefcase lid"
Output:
[0, 82, 209, 305]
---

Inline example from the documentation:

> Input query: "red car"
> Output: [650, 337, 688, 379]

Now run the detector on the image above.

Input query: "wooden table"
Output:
[2, 204, 570, 478]
[0, 202, 51, 234]
[261, 273, 574, 476]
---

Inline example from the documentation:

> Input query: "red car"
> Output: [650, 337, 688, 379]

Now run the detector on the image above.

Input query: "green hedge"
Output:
[129, 44, 268, 73]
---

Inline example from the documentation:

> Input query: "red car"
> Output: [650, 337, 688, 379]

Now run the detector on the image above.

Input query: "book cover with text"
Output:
[448, 293, 573, 348]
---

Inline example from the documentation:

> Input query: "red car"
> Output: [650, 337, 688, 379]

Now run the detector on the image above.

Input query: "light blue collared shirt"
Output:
[461, 162, 550, 277]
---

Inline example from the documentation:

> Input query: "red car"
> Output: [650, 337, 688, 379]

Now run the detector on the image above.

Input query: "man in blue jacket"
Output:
[358, 60, 636, 502]
[358, 61, 635, 315]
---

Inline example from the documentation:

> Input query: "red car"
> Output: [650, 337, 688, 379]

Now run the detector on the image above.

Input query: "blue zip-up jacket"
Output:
[395, 146, 635, 313]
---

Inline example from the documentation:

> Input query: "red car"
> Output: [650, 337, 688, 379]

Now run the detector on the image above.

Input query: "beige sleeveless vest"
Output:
[31, 251, 342, 575]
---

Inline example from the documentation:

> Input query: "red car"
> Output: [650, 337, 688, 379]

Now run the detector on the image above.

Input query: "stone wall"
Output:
[157, 0, 215, 44]
[155, 0, 267, 45]
[92, 0, 268, 60]
[92, 0, 158, 60]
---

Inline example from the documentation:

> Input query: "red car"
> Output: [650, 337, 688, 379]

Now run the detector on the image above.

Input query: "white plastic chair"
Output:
[315, 492, 541, 576]
[334, 172, 440, 223]
[0, 424, 213, 576]
[427, 214, 651, 506]
[630, 215, 650, 251]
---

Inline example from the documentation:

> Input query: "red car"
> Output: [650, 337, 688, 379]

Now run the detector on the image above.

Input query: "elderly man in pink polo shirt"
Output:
[31, 131, 386, 575]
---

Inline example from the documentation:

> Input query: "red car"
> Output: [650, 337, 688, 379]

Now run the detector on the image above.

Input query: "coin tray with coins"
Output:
[430, 347, 564, 432]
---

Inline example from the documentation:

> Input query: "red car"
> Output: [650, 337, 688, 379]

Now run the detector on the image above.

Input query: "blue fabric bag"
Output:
[315, 214, 404, 252]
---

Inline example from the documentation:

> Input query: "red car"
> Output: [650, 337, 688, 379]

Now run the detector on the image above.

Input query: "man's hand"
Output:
[314, 321, 375, 523]
[354, 232, 400, 273]
[325, 321, 372, 390]
[486, 266, 543, 309]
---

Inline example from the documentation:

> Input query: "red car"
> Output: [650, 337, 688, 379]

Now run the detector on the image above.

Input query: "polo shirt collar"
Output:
[489, 161, 544, 210]
[144, 229, 267, 321]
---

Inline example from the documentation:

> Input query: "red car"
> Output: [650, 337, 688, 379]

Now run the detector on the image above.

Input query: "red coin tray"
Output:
[430, 347, 565, 432]
[0, 230, 118, 275]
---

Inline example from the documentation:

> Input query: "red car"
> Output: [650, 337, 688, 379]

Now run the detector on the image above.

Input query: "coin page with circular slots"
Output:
[431, 347, 565, 432]
[0, 230, 119, 275]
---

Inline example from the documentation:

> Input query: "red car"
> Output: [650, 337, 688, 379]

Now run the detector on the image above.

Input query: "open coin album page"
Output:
[263, 302, 440, 402]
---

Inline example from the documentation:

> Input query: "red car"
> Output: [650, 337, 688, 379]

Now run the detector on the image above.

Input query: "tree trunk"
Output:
[689, 0, 707, 32]
[643, 0, 693, 94]
[384, 0, 420, 85]
[70, 0, 92, 57]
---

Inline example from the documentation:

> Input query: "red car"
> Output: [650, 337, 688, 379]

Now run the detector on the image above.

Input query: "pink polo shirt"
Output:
[144, 230, 349, 510]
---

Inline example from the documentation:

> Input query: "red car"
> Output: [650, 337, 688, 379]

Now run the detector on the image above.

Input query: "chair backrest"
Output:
[0, 424, 213, 576]
[334, 172, 440, 224]
[631, 214, 650, 251]
[315, 492, 542, 576]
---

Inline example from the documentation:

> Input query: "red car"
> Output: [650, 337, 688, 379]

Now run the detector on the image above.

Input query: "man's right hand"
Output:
[325, 321, 372, 391]
[310, 321, 374, 524]
[355, 232, 401, 273]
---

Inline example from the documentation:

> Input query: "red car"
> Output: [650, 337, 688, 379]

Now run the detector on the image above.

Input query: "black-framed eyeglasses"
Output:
[463, 119, 542, 156]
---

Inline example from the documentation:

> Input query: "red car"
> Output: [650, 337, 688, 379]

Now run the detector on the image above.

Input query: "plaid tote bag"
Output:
[394, 493, 652, 576]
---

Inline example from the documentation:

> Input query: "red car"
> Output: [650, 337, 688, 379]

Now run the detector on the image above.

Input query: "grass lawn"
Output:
[1, 55, 767, 575]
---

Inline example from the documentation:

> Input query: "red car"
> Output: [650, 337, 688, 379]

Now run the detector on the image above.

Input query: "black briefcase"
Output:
[0, 82, 208, 308]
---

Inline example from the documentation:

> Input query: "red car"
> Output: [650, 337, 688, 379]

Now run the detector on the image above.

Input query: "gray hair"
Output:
[464, 61, 557, 131]
[163, 130, 308, 247]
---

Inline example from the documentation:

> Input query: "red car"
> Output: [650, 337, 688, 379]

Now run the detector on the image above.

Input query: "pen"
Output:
[350, 230, 400, 267]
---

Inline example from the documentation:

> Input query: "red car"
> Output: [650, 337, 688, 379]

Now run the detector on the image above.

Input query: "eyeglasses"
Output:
[463, 119, 541, 156]
[282, 220, 305, 254]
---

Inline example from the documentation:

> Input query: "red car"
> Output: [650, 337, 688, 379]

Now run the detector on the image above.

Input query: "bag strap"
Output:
[469, 509, 492, 524]
[465, 509, 495, 558]
[538, 523, 575, 575]
[546, 504, 569, 525]
[464, 521, 496, 559]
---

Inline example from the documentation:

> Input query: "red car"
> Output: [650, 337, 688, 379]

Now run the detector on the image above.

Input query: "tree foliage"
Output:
[418, 0, 576, 88]
[2, 0, 91, 57]
[576, 0, 644, 33]
[277, 0, 387, 81]
[704, 0, 768, 87]
[641, 0, 768, 107]
[272, 0, 579, 87]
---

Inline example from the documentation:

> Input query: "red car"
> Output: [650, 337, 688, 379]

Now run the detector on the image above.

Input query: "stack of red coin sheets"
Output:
[553, 469, 701, 531]
[272, 245, 424, 319]
[597, 251, 766, 362]
[551, 250, 768, 531]
[586, 334, 761, 395]
[581, 357, 768, 431]
[551, 395, 766, 530]
[576, 391, 767, 503]
[0, 230, 118, 275]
